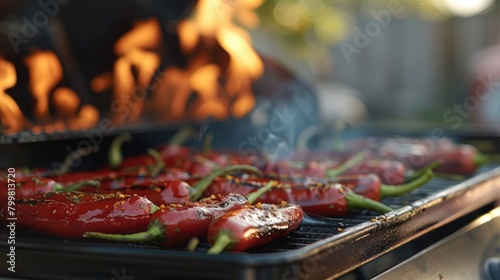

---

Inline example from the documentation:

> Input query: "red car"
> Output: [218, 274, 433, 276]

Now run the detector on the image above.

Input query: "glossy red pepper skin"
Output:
[49, 169, 189, 190]
[208, 202, 303, 252]
[342, 160, 407, 185]
[0, 177, 62, 206]
[201, 177, 350, 217]
[48, 170, 139, 185]
[153, 193, 250, 246]
[331, 174, 382, 201]
[348, 138, 481, 175]
[87, 180, 192, 206]
[0, 192, 154, 239]
[424, 145, 481, 176]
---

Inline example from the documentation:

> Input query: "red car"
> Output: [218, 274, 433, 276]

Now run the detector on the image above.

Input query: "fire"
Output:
[24, 51, 63, 121]
[0, 51, 99, 134]
[0, 58, 27, 133]
[111, 18, 161, 124]
[1, 2, 264, 134]
[155, 0, 264, 120]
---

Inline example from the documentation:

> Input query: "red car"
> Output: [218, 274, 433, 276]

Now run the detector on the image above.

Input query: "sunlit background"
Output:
[252, 0, 499, 126]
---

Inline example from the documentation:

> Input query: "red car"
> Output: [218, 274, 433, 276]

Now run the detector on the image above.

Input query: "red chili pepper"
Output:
[81, 165, 262, 207]
[93, 180, 192, 206]
[49, 168, 189, 189]
[330, 170, 433, 201]
[264, 152, 367, 180]
[0, 192, 157, 239]
[339, 159, 440, 185]
[0, 177, 99, 207]
[207, 201, 303, 253]
[347, 138, 487, 176]
[201, 176, 393, 217]
[82, 181, 275, 246]
[425, 145, 488, 176]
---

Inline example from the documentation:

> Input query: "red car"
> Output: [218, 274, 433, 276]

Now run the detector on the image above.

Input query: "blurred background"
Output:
[0, 0, 498, 145]
[252, 0, 499, 126]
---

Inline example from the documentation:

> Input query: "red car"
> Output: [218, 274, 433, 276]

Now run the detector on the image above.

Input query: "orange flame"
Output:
[24, 51, 63, 121]
[0, 58, 27, 133]
[52, 87, 80, 118]
[111, 18, 161, 124]
[161, 0, 264, 120]
[90, 72, 113, 93]
[1, 2, 264, 135]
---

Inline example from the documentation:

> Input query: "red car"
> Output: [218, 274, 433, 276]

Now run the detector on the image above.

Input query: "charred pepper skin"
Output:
[0, 192, 156, 239]
[207, 202, 303, 253]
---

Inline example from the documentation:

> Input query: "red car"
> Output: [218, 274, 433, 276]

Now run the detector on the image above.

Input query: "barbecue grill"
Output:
[1, 1, 499, 279]
[0, 125, 498, 280]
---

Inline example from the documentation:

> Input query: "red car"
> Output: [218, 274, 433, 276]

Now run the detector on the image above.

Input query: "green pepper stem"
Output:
[346, 189, 393, 214]
[207, 232, 233, 254]
[326, 151, 368, 178]
[189, 165, 263, 201]
[381, 170, 434, 198]
[150, 203, 160, 214]
[186, 237, 200, 252]
[246, 181, 275, 204]
[108, 133, 132, 168]
[404, 160, 442, 182]
[169, 126, 197, 146]
[474, 153, 490, 167]
[146, 148, 165, 175]
[53, 180, 100, 192]
[83, 220, 164, 242]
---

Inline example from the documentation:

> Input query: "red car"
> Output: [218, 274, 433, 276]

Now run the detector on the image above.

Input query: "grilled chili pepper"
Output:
[201, 176, 393, 216]
[205, 169, 432, 205]
[49, 167, 190, 189]
[207, 201, 303, 253]
[80, 165, 262, 207]
[82, 181, 275, 246]
[1, 192, 158, 239]
[426, 144, 489, 176]
[0, 177, 99, 206]
[264, 152, 367, 180]
[93, 180, 192, 206]
[330, 170, 433, 201]
[339, 159, 440, 185]
[348, 138, 487, 176]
